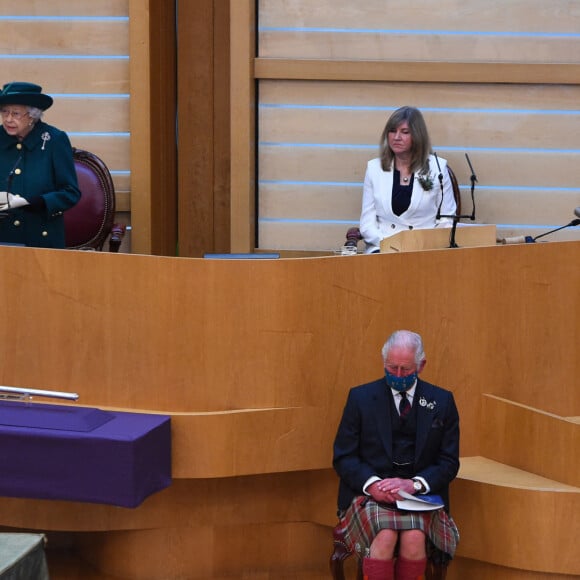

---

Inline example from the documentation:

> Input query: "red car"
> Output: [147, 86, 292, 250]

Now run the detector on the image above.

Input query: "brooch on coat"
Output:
[41, 132, 51, 150]
[417, 173, 434, 191]
[418, 396, 437, 411]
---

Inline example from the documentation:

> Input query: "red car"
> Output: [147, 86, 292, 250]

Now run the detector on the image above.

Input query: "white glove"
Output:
[0, 192, 29, 211]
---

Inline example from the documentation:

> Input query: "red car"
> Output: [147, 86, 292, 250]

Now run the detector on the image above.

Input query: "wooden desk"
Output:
[380, 224, 497, 253]
[0, 242, 577, 578]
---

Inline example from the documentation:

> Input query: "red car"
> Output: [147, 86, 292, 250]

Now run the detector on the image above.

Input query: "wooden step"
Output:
[459, 455, 579, 491]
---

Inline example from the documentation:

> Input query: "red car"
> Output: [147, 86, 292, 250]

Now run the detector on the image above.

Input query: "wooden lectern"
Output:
[380, 224, 497, 253]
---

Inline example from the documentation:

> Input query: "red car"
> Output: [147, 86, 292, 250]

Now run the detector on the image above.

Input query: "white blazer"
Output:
[359, 155, 457, 253]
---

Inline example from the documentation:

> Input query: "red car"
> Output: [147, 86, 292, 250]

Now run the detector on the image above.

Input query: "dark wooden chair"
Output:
[344, 165, 462, 249]
[330, 523, 363, 580]
[65, 147, 126, 252]
[330, 522, 449, 580]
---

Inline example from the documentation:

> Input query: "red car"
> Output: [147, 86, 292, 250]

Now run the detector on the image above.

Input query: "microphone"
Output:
[6, 173, 15, 209]
[464, 153, 477, 220]
[5, 155, 22, 209]
[502, 210, 580, 244]
[533, 208, 580, 241]
[6, 155, 22, 186]
[465, 153, 478, 183]
[434, 152, 444, 220]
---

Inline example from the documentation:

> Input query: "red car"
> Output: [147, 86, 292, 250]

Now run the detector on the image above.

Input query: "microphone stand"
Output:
[438, 153, 477, 248]
[465, 153, 477, 221]
[1, 155, 22, 218]
[0, 173, 14, 219]
[438, 212, 475, 248]
[434, 152, 444, 221]
[531, 218, 580, 242]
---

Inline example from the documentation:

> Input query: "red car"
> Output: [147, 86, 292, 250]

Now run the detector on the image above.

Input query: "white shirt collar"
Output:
[390, 380, 417, 404]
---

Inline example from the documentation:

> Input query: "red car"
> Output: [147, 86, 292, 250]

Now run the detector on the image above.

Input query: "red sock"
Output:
[395, 556, 427, 580]
[363, 556, 394, 580]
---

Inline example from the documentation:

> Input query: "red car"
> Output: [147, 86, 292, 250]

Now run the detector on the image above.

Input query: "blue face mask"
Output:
[385, 369, 417, 392]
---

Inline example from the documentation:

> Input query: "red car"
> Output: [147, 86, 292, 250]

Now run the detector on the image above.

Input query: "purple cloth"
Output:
[0, 401, 114, 431]
[0, 402, 171, 508]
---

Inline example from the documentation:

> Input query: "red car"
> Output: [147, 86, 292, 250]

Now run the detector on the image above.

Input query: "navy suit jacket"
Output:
[333, 377, 460, 512]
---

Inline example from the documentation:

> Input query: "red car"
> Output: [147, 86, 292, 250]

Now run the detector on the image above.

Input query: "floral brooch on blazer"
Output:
[417, 172, 434, 191]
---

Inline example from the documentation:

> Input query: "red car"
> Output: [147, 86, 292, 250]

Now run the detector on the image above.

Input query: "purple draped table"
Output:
[0, 400, 171, 508]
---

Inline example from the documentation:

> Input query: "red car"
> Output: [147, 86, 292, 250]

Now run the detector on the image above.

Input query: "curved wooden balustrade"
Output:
[0, 242, 577, 578]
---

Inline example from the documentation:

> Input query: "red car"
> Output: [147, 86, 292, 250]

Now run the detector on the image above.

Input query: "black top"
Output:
[391, 169, 414, 216]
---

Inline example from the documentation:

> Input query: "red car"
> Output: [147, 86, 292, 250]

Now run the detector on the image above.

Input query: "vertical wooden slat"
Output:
[128, 0, 151, 254]
[129, 0, 177, 256]
[149, 0, 178, 256]
[177, 0, 215, 257]
[176, 0, 231, 257]
[230, 0, 256, 252]
[212, 0, 232, 253]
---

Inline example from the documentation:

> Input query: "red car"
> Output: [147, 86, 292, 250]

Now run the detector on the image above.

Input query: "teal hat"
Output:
[0, 82, 53, 110]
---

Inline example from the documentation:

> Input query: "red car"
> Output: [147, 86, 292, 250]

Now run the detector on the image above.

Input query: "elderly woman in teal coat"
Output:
[0, 81, 81, 248]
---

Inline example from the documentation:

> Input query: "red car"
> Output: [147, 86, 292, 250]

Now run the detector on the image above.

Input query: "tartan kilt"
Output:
[337, 495, 459, 562]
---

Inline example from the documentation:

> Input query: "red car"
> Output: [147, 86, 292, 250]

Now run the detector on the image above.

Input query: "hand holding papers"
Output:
[396, 490, 444, 511]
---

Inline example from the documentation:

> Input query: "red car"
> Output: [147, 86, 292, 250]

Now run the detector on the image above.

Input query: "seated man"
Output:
[333, 329, 460, 580]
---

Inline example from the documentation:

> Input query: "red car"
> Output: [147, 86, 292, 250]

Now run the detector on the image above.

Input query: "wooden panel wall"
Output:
[245, 0, 580, 252]
[0, 1, 180, 256]
[258, 0, 580, 62]
[0, 1, 132, 242]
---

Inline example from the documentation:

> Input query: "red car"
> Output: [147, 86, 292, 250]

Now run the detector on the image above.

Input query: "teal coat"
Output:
[0, 121, 81, 248]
